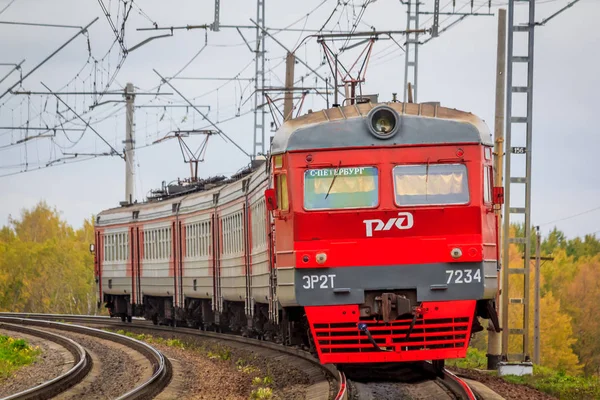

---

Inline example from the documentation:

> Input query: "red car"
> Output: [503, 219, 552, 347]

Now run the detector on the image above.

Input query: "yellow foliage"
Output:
[0, 202, 97, 315]
[505, 240, 581, 374]
[567, 256, 600, 375]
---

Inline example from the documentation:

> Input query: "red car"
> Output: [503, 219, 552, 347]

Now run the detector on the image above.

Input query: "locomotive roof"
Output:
[270, 101, 493, 154]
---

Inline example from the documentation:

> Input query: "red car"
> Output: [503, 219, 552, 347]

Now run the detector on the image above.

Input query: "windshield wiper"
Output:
[325, 160, 342, 199]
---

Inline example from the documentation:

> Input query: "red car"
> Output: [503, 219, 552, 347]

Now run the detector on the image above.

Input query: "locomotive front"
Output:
[268, 101, 501, 364]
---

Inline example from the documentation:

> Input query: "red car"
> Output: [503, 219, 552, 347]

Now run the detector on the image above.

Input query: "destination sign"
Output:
[307, 167, 374, 177]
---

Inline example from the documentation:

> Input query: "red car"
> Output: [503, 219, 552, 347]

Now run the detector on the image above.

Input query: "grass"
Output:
[504, 365, 600, 400]
[448, 347, 600, 400]
[446, 347, 488, 369]
[111, 329, 186, 349]
[250, 376, 274, 399]
[0, 335, 41, 379]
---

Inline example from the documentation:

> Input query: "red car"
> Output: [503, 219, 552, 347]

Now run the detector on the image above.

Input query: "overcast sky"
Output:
[0, 0, 598, 239]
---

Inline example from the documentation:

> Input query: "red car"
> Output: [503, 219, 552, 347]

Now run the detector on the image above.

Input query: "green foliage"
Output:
[0, 201, 97, 315]
[110, 330, 185, 349]
[502, 223, 600, 376]
[207, 345, 231, 361]
[446, 347, 487, 369]
[250, 376, 274, 399]
[0, 335, 41, 378]
[249, 387, 273, 400]
[237, 358, 259, 374]
[503, 365, 600, 400]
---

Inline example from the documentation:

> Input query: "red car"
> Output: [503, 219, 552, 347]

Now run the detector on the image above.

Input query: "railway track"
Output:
[343, 361, 477, 400]
[0, 313, 480, 400]
[1, 313, 346, 400]
[0, 322, 91, 400]
[0, 316, 172, 400]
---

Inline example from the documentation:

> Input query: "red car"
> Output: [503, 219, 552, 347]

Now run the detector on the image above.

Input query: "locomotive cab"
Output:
[269, 102, 500, 364]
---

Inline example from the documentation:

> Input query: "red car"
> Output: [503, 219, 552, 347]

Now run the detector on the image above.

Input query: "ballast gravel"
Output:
[450, 367, 556, 400]
[0, 328, 71, 398]
[48, 330, 152, 400]
[113, 326, 314, 400]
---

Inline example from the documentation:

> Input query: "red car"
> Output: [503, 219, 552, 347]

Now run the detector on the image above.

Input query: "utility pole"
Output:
[502, 0, 536, 366]
[124, 82, 135, 205]
[403, 0, 420, 103]
[534, 226, 541, 364]
[402, 1, 494, 105]
[283, 52, 295, 122]
[252, 0, 266, 159]
[488, 8, 506, 371]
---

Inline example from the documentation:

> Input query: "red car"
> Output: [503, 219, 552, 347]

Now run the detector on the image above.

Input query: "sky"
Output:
[0, 0, 598, 240]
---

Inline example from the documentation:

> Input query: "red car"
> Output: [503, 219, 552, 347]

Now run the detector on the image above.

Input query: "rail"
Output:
[0, 313, 346, 400]
[421, 361, 477, 400]
[0, 316, 172, 400]
[0, 322, 91, 400]
[439, 368, 477, 400]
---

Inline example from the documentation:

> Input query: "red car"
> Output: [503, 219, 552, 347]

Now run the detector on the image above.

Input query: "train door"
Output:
[130, 226, 136, 307]
[95, 230, 102, 309]
[212, 211, 223, 324]
[172, 221, 178, 312]
[267, 206, 278, 323]
[135, 226, 141, 314]
[243, 200, 252, 323]
[178, 220, 184, 310]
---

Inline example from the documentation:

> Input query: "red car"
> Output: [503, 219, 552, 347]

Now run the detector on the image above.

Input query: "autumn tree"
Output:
[503, 229, 582, 374]
[0, 202, 97, 315]
[567, 256, 600, 376]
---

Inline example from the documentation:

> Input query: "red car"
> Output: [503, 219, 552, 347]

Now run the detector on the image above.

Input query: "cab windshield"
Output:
[304, 166, 378, 210]
[393, 163, 469, 206]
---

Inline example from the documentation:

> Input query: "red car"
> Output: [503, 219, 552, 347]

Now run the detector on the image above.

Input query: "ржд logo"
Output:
[363, 212, 414, 237]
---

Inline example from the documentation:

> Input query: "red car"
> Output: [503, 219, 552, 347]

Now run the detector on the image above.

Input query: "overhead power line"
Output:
[153, 69, 251, 160]
[41, 81, 123, 159]
[0, 17, 99, 101]
[0, 20, 83, 29]
[539, 205, 600, 227]
[0, 0, 18, 16]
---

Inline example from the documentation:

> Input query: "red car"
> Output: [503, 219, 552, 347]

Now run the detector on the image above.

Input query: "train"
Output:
[92, 99, 502, 368]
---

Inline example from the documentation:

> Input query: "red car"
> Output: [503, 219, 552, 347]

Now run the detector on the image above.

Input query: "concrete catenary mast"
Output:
[124, 82, 136, 205]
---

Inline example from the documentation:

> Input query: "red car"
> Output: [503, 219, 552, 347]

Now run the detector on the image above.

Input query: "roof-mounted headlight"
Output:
[366, 105, 400, 139]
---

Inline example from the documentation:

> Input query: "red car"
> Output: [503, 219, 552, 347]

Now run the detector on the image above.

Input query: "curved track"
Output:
[0, 313, 478, 400]
[0, 313, 347, 400]
[0, 316, 172, 400]
[0, 322, 91, 400]
[433, 365, 477, 400]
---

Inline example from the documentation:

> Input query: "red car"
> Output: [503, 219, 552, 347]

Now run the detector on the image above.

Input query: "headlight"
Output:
[366, 105, 400, 139]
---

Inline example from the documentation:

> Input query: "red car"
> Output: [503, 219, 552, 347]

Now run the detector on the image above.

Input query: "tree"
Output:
[566, 235, 600, 261]
[542, 227, 567, 255]
[506, 240, 581, 374]
[0, 202, 96, 315]
[540, 249, 578, 301]
[567, 256, 600, 376]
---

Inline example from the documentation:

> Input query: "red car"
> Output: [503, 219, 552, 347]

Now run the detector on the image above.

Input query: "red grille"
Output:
[305, 300, 476, 363]
[314, 316, 470, 353]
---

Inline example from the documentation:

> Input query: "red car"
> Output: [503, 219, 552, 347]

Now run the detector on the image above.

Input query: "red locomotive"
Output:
[93, 100, 501, 367]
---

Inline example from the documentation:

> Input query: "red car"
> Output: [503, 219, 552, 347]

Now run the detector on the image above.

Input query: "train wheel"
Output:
[152, 314, 158, 325]
[127, 315, 132, 323]
[120, 315, 126, 323]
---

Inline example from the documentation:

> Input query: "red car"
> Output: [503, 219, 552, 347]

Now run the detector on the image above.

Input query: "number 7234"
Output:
[445, 269, 481, 284]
